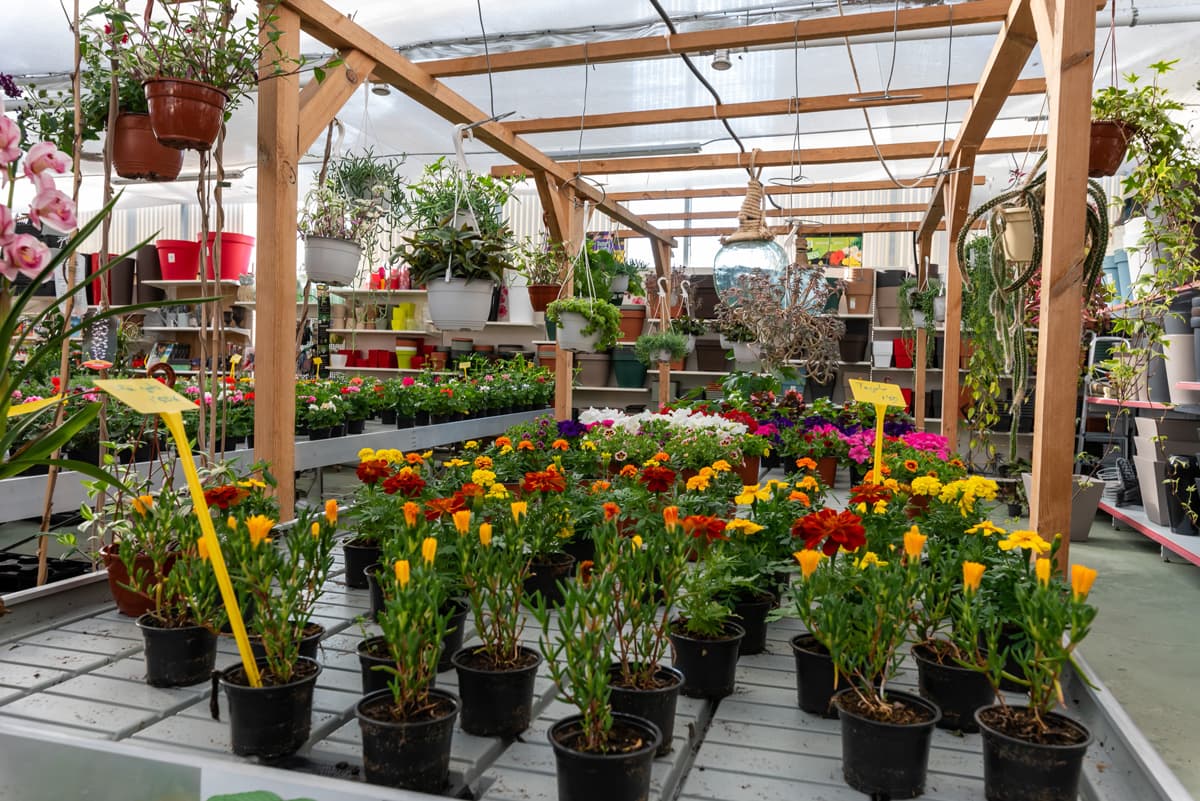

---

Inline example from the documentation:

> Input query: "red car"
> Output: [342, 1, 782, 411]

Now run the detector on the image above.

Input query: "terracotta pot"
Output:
[527, 284, 561, 312]
[101, 543, 177, 617]
[143, 78, 229, 151]
[617, 306, 646, 343]
[734, 456, 761, 486]
[112, 113, 184, 181]
[815, 456, 837, 486]
[1088, 120, 1133, 178]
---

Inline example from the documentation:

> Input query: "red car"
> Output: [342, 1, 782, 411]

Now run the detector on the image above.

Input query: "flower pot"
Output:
[617, 305, 645, 342]
[893, 338, 916, 369]
[101, 544, 176, 617]
[215, 656, 321, 759]
[248, 622, 323, 662]
[346, 418, 366, 435]
[437, 597, 470, 673]
[528, 283, 561, 312]
[379, 408, 397, 425]
[426, 277, 494, 331]
[999, 206, 1035, 263]
[549, 712, 661, 801]
[557, 311, 607, 353]
[791, 633, 848, 717]
[143, 78, 229, 151]
[611, 346, 647, 388]
[357, 635, 424, 696]
[357, 687, 459, 792]
[610, 274, 631, 296]
[814, 456, 838, 486]
[575, 352, 612, 387]
[1021, 473, 1106, 542]
[1089, 120, 1132, 178]
[203, 232, 255, 280]
[734, 456, 760, 486]
[695, 337, 731, 371]
[451, 645, 542, 737]
[305, 236, 362, 287]
[731, 590, 775, 656]
[834, 688, 940, 799]
[607, 664, 683, 757]
[910, 642, 994, 732]
[975, 705, 1092, 801]
[112, 113, 183, 181]
[155, 239, 200, 281]
[524, 552, 576, 606]
[136, 615, 217, 688]
[668, 620, 745, 699]
[342, 538, 381, 589]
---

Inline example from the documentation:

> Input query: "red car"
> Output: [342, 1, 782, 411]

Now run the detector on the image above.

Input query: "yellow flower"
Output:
[486, 483, 510, 499]
[856, 551, 887, 569]
[227, 516, 237, 531]
[794, 549, 822, 579]
[1071, 564, 1097, 600]
[711, 460, 732, 473]
[511, 501, 527, 523]
[237, 478, 267, 489]
[725, 519, 764, 535]
[464, 440, 479, 450]
[311, 521, 320, 538]
[855, 502, 868, 515]
[686, 473, 711, 491]
[246, 514, 275, 548]
[197, 537, 210, 562]
[403, 501, 420, 527]
[499, 444, 514, 455]
[734, 489, 757, 505]
[394, 559, 410, 586]
[357, 447, 376, 462]
[131, 494, 154, 516]
[903, 526, 927, 559]
[642, 459, 660, 468]
[631, 535, 644, 550]
[444, 458, 469, 468]
[1035, 558, 1052, 586]
[581, 440, 597, 451]
[422, 536, 438, 565]
[998, 529, 1051, 555]
[965, 520, 1004, 537]
[962, 561, 985, 593]
[872, 500, 889, 514]
[472, 469, 497, 487]
[421, 450, 433, 459]
[479, 523, 493, 547]
[910, 476, 942, 497]
[453, 510, 472, 535]
[385, 448, 404, 463]
[324, 499, 338, 525]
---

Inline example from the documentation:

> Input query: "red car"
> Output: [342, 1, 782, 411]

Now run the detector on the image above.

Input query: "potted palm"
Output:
[300, 179, 382, 287]
[545, 297, 621, 353]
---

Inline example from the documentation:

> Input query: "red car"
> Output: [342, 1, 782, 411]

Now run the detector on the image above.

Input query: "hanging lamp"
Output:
[712, 149, 789, 305]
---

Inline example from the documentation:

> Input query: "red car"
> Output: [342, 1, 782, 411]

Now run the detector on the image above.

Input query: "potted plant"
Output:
[514, 469, 578, 604]
[715, 318, 759, 364]
[345, 450, 430, 587]
[514, 236, 568, 312]
[300, 179, 382, 287]
[634, 330, 689, 367]
[669, 314, 707, 354]
[898, 275, 940, 364]
[401, 222, 511, 330]
[545, 297, 621, 353]
[451, 506, 543, 737]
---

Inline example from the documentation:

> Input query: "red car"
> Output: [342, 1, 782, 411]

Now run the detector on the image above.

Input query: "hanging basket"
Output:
[427, 278, 494, 331]
[112, 113, 183, 181]
[557, 311, 605, 353]
[527, 284, 561, 313]
[1088, 120, 1133, 178]
[304, 236, 362, 286]
[998, 206, 1035, 263]
[143, 78, 229, 151]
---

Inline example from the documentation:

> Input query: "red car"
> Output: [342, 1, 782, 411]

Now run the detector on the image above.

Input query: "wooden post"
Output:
[658, 362, 671, 409]
[915, 232, 934, 430]
[939, 156, 976, 447]
[1029, 0, 1096, 572]
[255, 4, 301, 516]
[535, 173, 586, 420]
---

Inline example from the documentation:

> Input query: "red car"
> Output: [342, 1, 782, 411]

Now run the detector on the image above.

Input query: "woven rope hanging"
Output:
[720, 149, 773, 244]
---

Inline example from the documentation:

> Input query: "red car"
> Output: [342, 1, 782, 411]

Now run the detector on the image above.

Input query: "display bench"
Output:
[0, 410, 545, 525]
[1099, 500, 1200, 567]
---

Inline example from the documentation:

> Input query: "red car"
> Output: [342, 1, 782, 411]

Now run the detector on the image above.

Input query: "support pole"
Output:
[658, 362, 671, 409]
[939, 156, 976, 447]
[915, 232, 934, 430]
[535, 174, 585, 421]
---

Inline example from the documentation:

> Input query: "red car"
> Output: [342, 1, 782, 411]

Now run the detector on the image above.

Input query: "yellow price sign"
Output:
[93, 379, 198, 415]
[848, 379, 906, 408]
[7, 394, 63, 418]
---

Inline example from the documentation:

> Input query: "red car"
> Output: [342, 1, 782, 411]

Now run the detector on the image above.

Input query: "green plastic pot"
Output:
[612, 346, 647, 388]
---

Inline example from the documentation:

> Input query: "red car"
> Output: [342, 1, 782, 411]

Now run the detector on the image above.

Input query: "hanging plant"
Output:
[545, 298, 621, 353]
[634, 331, 689, 367]
[898, 276, 940, 366]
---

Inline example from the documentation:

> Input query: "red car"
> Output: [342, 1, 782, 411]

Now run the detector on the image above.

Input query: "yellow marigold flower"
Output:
[962, 561, 985, 593]
[998, 529, 1051, 555]
[794, 549, 822, 579]
[710, 460, 732, 473]
[394, 559, 410, 586]
[797, 475, 819, 491]
[403, 501, 420, 527]
[472, 468, 497, 487]
[734, 489, 756, 505]
[856, 551, 887, 569]
[631, 535, 644, 550]
[422, 536, 438, 565]
[444, 458, 469, 468]
[910, 476, 942, 497]
[581, 440, 597, 451]
[686, 473, 711, 492]
[324, 499, 338, 525]
[385, 448, 404, 463]
[500, 444, 514, 455]
[474, 455, 493, 469]
[453, 510, 472, 535]
[590, 480, 611, 494]
[479, 523, 493, 547]
[511, 501, 527, 523]
[246, 514, 275, 548]
[856, 502, 868, 515]
[421, 450, 433, 459]
[197, 537, 210, 561]
[726, 519, 764, 535]
[965, 520, 1004, 537]
[464, 440, 479, 450]
[619, 464, 638, 478]
[1071, 564, 1097, 600]
[1035, 558, 1052, 586]
[663, 505, 679, 532]
[311, 521, 320, 538]
[357, 447, 376, 462]
[131, 494, 154, 516]
[487, 483, 510, 499]
[642, 459, 660, 468]
[873, 500, 889, 514]
[552, 439, 570, 451]
[903, 526, 927, 559]
[795, 457, 817, 471]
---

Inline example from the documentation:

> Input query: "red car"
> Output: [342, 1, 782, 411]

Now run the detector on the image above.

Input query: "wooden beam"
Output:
[492, 135, 1045, 177]
[614, 220, 985, 238]
[607, 177, 985, 202]
[422, 0, 1015, 78]
[638, 203, 928, 222]
[552, 197, 586, 421]
[279, 0, 674, 248]
[298, 49, 376, 153]
[915, 230, 935, 429]
[255, 4, 302, 517]
[939, 155, 976, 447]
[1029, 0, 1096, 573]
[507, 79, 1046, 135]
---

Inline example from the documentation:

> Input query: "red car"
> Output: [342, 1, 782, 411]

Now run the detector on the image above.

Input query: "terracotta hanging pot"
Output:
[527, 284, 561, 312]
[112, 113, 184, 181]
[1088, 120, 1133, 178]
[143, 78, 230, 151]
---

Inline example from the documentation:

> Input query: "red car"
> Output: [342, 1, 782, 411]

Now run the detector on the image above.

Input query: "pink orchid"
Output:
[0, 117, 20, 168]
[23, 142, 71, 187]
[29, 188, 77, 232]
[3, 234, 50, 279]
[0, 204, 14, 247]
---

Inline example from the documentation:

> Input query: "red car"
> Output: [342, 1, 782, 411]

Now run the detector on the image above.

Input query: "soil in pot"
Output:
[668, 619, 745, 699]
[976, 705, 1092, 801]
[549, 712, 661, 801]
[730, 590, 775, 656]
[524, 552, 576, 606]
[248, 622, 323, 662]
[136, 615, 217, 687]
[215, 657, 321, 758]
[608, 664, 683, 757]
[834, 688, 940, 800]
[451, 645, 542, 737]
[357, 687, 459, 792]
[911, 641, 995, 732]
[342, 538, 382, 589]
[791, 633, 848, 717]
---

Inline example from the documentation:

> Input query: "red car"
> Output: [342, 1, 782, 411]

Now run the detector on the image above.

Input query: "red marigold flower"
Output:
[356, 459, 391, 485]
[424, 494, 466, 520]
[578, 559, 595, 585]
[204, 485, 249, 510]
[522, 469, 567, 493]
[639, 465, 677, 493]
[681, 515, 728, 542]
[849, 483, 892, 506]
[382, 471, 426, 497]
[459, 482, 484, 498]
[603, 502, 620, 521]
[791, 509, 866, 556]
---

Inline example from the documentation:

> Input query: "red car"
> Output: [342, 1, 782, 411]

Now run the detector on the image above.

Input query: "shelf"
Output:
[837, 313, 875, 319]
[327, 366, 453, 375]
[574, 386, 650, 393]
[872, 366, 943, 372]
[332, 288, 427, 302]
[872, 325, 947, 333]
[838, 361, 871, 367]
[1175, 382, 1200, 391]
[672, 370, 729, 377]
[482, 320, 544, 328]
[329, 328, 430, 336]
[1099, 500, 1200, 567]
[140, 279, 241, 290]
[143, 326, 251, 337]
[1086, 396, 1173, 411]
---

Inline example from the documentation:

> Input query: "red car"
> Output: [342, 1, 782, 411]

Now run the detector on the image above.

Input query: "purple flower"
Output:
[557, 419, 587, 438]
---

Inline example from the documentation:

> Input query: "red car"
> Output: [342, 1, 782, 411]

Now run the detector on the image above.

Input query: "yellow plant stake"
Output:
[848, 379, 906, 485]
[6, 394, 64, 417]
[94, 379, 262, 687]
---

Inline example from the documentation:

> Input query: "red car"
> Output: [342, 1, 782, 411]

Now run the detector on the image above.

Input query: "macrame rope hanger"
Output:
[721, 148, 773, 245]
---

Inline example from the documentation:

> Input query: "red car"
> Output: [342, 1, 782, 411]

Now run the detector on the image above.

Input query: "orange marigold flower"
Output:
[522, 469, 567, 493]
[403, 501, 420, 527]
[517, 440, 535, 451]
[590, 480, 611, 494]
[788, 490, 811, 507]
[795, 457, 817, 471]
[578, 559, 595, 585]
[619, 464, 638, 478]
[639, 465, 677, 493]
[551, 439, 570, 451]
[405, 452, 425, 465]
[681, 515, 728, 543]
[495, 436, 512, 448]
[603, 502, 620, 521]
[652, 451, 670, 463]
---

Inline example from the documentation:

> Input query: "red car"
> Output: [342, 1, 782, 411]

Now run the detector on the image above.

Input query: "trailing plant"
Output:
[669, 314, 708, 337]
[327, 150, 407, 231]
[634, 330, 688, 367]
[898, 275, 940, 365]
[611, 256, 647, 298]
[299, 179, 384, 253]
[402, 156, 518, 236]
[960, 234, 1004, 471]
[545, 297, 622, 352]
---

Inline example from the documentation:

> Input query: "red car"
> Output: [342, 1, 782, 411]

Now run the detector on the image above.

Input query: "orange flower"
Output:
[422, 536, 438, 565]
[681, 515, 727, 542]
[394, 559, 410, 586]
[310, 522, 320, 538]
[495, 436, 512, 448]
[479, 523, 493, 547]
[405, 452, 425, 465]
[619, 464, 638, 478]
[1071, 564, 1097, 599]
[474, 455, 493, 469]
[794, 549, 822, 579]
[1035, 558, 1052, 586]
[551, 438, 570, 451]
[590, 480, 611, 494]
[903, 459, 919, 472]
[324, 498, 338, 525]
[197, 537, 210, 562]
[788, 490, 811, 506]
[131, 494, 154, 516]
[795, 457, 817, 471]
[603, 502, 620, 521]
[453, 510, 472, 535]
[652, 451, 670, 463]
[962, 561, 986, 593]
[903, 526, 927, 559]
[662, 505, 679, 532]
[246, 515, 275, 548]
[578, 560, 595, 585]
[403, 501, 420, 527]
[517, 440, 535, 451]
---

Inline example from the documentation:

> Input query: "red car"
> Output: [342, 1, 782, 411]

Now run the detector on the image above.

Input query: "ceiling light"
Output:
[711, 49, 732, 71]
[370, 82, 391, 97]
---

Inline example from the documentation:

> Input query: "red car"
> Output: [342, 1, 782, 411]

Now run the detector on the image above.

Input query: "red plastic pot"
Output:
[203, 232, 255, 280]
[155, 240, 201, 281]
[893, 338, 916, 369]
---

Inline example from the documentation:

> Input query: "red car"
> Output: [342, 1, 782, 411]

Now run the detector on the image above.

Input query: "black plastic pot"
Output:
[438, 597, 470, 673]
[248, 622, 323, 662]
[834, 688, 940, 799]
[976, 705, 1092, 801]
[347, 417, 366, 435]
[365, 563, 384, 621]
[523, 552, 576, 606]
[607, 664, 683, 757]
[911, 642, 995, 732]
[380, 409, 397, 425]
[1166, 455, 1200, 536]
[563, 536, 596, 566]
[668, 621, 745, 699]
[307, 426, 331, 440]
[549, 712, 661, 801]
[136, 615, 217, 687]
[396, 415, 415, 429]
[357, 687, 459, 792]
[343, 539, 382, 589]
[214, 656, 321, 758]
[731, 591, 775, 656]
[451, 645, 541, 737]
[357, 635, 437, 696]
[791, 633, 848, 717]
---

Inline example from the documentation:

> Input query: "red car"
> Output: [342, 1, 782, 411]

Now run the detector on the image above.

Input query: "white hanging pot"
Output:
[610, 274, 631, 295]
[685, 335, 696, 354]
[426, 278, 494, 331]
[557, 311, 604, 353]
[731, 341, 759, 363]
[911, 309, 927, 329]
[933, 295, 947, 323]
[305, 236, 362, 286]
[998, 206, 1035, 263]
[656, 349, 674, 364]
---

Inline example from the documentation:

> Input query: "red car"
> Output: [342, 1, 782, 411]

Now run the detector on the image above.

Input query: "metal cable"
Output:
[474, 0, 496, 117]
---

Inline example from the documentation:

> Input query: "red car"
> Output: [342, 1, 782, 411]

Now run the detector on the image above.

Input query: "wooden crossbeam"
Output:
[638, 203, 927, 222]
[492, 135, 1045, 177]
[297, 49, 376, 153]
[507, 79, 1046, 135]
[422, 0, 1014, 78]
[613, 220, 983, 238]
[606, 177, 985, 202]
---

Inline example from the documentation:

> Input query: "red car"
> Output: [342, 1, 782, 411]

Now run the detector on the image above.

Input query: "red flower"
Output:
[424, 494, 466, 521]
[681, 515, 727, 542]
[244, 392, 255, 401]
[720, 409, 756, 428]
[639, 465, 677, 493]
[578, 560, 595, 585]
[204, 485, 249, 510]
[356, 459, 391, 486]
[603, 502, 620, 521]
[791, 509, 866, 556]
[849, 484, 892, 506]
[460, 482, 484, 499]
[522, 469, 567, 493]
[382, 471, 426, 497]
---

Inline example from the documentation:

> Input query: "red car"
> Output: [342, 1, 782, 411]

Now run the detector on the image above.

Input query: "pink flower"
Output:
[2, 234, 50, 279]
[23, 142, 71, 187]
[29, 189, 77, 232]
[0, 204, 14, 247]
[401, 376, 415, 387]
[184, 386, 201, 396]
[0, 117, 20, 168]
